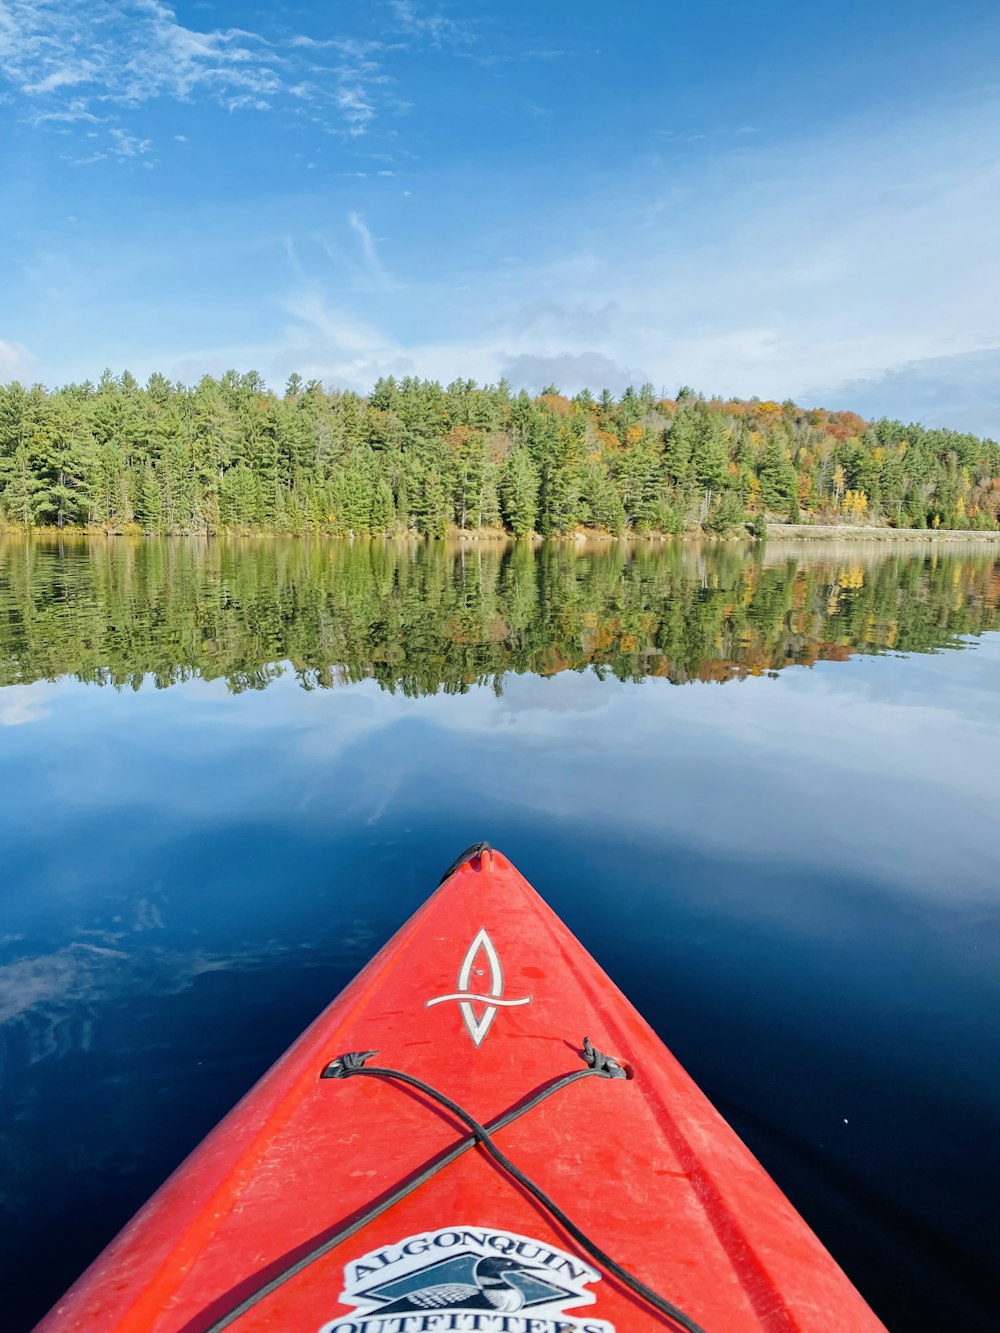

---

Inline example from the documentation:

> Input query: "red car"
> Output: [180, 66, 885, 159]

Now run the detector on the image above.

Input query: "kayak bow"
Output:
[37, 845, 887, 1332]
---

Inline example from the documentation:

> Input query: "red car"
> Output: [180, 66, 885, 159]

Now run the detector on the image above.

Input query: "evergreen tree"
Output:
[664, 410, 695, 485]
[0, 444, 41, 524]
[137, 463, 164, 531]
[758, 435, 797, 511]
[691, 405, 730, 494]
[500, 447, 539, 536]
[30, 400, 93, 527]
[370, 477, 396, 534]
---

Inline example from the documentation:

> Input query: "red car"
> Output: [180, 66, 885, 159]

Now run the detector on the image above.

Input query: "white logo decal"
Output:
[320, 1226, 615, 1332]
[425, 927, 530, 1047]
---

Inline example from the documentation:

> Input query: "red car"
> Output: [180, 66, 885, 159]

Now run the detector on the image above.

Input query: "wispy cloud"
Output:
[388, 0, 462, 44]
[109, 126, 151, 158]
[0, 0, 421, 150]
[347, 210, 392, 288]
[0, 1, 278, 108]
[335, 85, 376, 136]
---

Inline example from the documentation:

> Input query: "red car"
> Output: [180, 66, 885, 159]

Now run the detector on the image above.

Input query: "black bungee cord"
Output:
[200, 1037, 707, 1333]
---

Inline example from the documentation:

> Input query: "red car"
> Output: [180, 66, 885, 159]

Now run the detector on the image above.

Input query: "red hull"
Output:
[37, 850, 886, 1332]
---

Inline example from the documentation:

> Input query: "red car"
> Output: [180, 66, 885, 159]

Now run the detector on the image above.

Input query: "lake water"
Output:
[1, 535, 999, 1332]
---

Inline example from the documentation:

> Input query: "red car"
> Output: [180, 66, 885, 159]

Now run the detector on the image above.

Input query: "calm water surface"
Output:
[1, 536, 999, 1331]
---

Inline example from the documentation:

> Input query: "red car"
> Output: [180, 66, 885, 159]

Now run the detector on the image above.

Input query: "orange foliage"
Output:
[826, 411, 867, 441]
[538, 393, 573, 417]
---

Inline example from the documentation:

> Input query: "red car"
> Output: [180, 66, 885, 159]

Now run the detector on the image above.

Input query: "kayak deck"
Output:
[37, 848, 886, 1332]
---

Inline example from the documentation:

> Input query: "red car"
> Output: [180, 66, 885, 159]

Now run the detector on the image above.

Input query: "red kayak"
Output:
[37, 846, 887, 1332]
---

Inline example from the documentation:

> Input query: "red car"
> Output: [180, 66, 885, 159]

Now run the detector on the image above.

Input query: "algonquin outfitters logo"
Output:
[319, 1227, 615, 1333]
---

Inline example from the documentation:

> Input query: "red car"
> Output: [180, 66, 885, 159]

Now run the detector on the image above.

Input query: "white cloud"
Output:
[0, 696, 50, 726]
[24, 60, 101, 95]
[347, 210, 392, 288]
[334, 85, 376, 136]
[0, 338, 37, 383]
[500, 351, 646, 396]
[28, 98, 101, 125]
[811, 348, 1000, 438]
[388, 0, 461, 43]
[0, 0, 409, 143]
[273, 289, 411, 387]
[109, 126, 151, 157]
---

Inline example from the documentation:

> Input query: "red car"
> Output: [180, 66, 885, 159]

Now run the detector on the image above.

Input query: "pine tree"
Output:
[691, 406, 730, 494]
[136, 464, 164, 531]
[758, 435, 797, 511]
[664, 411, 695, 484]
[370, 477, 396, 534]
[500, 447, 539, 536]
[0, 445, 41, 525]
[30, 400, 93, 527]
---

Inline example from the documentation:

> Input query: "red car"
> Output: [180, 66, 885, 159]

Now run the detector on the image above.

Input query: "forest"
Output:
[2, 537, 998, 695]
[1, 372, 1000, 537]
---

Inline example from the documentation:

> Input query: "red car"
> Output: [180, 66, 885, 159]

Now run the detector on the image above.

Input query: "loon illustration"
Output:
[373, 1256, 542, 1313]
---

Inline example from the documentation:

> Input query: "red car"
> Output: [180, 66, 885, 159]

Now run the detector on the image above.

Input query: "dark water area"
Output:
[1, 534, 999, 1332]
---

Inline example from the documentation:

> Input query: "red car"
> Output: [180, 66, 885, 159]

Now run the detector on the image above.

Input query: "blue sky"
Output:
[2, 1, 1000, 434]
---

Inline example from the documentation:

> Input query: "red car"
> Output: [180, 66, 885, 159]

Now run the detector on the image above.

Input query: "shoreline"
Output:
[2, 522, 1000, 546]
[762, 523, 1000, 543]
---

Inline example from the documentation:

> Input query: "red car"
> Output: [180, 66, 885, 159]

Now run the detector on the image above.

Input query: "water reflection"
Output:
[1, 534, 998, 693]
